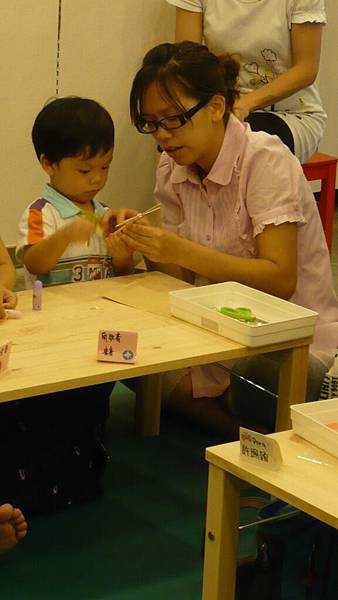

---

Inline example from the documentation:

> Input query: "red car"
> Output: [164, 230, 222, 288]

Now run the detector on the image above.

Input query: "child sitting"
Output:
[0, 243, 27, 547]
[7, 98, 134, 514]
[16, 96, 133, 285]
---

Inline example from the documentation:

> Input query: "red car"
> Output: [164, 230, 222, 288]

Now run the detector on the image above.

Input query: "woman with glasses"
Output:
[113, 41, 338, 435]
[165, 0, 326, 163]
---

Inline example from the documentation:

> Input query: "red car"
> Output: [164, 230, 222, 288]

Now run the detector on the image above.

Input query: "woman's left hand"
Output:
[120, 223, 179, 263]
[106, 230, 134, 262]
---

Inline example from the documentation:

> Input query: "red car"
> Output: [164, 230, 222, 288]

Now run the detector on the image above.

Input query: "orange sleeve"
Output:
[27, 207, 44, 245]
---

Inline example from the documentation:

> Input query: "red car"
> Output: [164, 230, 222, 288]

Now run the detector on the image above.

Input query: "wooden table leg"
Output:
[275, 344, 309, 431]
[134, 373, 162, 436]
[202, 464, 241, 600]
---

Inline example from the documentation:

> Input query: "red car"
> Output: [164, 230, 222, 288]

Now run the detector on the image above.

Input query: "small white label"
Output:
[239, 427, 283, 471]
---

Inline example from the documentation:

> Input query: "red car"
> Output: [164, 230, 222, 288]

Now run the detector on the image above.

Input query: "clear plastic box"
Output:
[169, 282, 317, 347]
[291, 398, 338, 458]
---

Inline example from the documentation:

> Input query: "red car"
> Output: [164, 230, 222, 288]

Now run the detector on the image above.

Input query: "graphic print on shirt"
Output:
[243, 49, 277, 88]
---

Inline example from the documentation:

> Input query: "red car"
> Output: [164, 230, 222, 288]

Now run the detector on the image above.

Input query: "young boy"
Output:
[16, 96, 133, 286]
[11, 98, 134, 513]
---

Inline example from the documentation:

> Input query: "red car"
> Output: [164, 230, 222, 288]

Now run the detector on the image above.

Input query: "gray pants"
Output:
[230, 353, 327, 431]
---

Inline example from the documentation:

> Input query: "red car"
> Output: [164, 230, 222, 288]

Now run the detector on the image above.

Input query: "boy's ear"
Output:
[208, 94, 226, 123]
[40, 154, 56, 176]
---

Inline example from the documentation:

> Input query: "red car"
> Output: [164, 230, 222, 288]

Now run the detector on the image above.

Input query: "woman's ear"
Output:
[208, 94, 226, 123]
[40, 154, 56, 177]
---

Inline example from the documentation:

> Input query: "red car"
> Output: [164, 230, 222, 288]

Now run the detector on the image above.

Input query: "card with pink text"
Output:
[97, 330, 138, 363]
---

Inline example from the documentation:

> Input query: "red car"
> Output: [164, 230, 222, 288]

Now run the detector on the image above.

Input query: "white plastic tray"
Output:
[169, 282, 317, 347]
[291, 398, 338, 458]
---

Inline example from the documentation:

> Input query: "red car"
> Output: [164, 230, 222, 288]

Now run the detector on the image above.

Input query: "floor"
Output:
[0, 387, 263, 600]
[3, 208, 337, 599]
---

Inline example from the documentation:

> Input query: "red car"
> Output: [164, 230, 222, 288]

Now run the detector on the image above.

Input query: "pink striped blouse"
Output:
[155, 115, 338, 397]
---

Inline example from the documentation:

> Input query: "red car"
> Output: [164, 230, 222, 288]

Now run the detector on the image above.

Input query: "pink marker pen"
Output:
[32, 280, 43, 310]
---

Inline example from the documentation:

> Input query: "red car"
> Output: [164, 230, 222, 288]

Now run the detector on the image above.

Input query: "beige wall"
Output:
[1, 0, 174, 246]
[0, 0, 336, 246]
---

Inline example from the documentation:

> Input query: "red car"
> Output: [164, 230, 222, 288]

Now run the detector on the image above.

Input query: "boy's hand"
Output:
[0, 286, 17, 319]
[101, 208, 143, 235]
[64, 217, 96, 244]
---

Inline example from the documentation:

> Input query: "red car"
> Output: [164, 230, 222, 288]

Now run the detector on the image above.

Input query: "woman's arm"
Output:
[121, 221, 298, 299]
[144, 256, 195, 284]
[0, 239, 16, 290]
[234, 23, 323, 119]
[175, 7, 203, 43]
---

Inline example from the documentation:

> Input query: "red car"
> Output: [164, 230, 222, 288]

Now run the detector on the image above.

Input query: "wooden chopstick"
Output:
[114, 203, 161, 230]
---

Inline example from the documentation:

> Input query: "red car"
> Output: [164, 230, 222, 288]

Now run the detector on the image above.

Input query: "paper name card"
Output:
[240, 427, 283, 471]
[0, 341, 12, 375]
[97, 330, 138, 364]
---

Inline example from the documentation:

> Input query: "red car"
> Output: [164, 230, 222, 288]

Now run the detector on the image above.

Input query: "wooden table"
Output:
[0, 271, 311, 434]
[202, 431, 338, 600]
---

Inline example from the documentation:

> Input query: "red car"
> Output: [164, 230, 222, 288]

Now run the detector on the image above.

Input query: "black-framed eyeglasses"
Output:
[135, 99, 209, 134]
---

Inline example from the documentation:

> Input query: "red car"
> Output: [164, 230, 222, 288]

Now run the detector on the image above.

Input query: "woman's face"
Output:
[141, 81, 226, 174]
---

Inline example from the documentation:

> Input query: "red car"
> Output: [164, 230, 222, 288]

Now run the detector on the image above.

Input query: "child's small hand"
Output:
[0, 286, 17, 319]
[65, 217, 96, 244]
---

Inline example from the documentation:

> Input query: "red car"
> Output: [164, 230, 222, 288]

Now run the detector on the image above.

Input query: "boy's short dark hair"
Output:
[32, 96, 115, 163]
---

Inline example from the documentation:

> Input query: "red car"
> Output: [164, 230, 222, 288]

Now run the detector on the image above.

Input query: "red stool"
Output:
[302, 152, 338, 253]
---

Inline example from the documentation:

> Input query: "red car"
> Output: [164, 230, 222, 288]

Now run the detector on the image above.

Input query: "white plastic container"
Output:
[169, 282, 317, 347]
[291, 398, 338, 458]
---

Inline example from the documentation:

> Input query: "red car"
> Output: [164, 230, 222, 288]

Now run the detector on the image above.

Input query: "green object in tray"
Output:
[218, 306, 257, 322]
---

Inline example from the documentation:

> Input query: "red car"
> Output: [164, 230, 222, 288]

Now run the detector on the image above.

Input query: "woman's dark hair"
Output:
[32, 96, 115, 163]
[130, 41, 239, 126]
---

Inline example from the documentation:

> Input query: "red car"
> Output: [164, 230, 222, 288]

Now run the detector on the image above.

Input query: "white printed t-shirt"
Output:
[166, 0, 327, 162]
[16, 184, 114, 288]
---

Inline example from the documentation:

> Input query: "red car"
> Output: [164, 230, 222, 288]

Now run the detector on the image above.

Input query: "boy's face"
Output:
[41, 148, 113, 205]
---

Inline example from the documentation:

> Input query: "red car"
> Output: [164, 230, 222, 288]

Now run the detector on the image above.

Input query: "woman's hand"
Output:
[101, 207, 141, 236]
[120, 223, 180, 264]
[106, 230, 134, 263]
